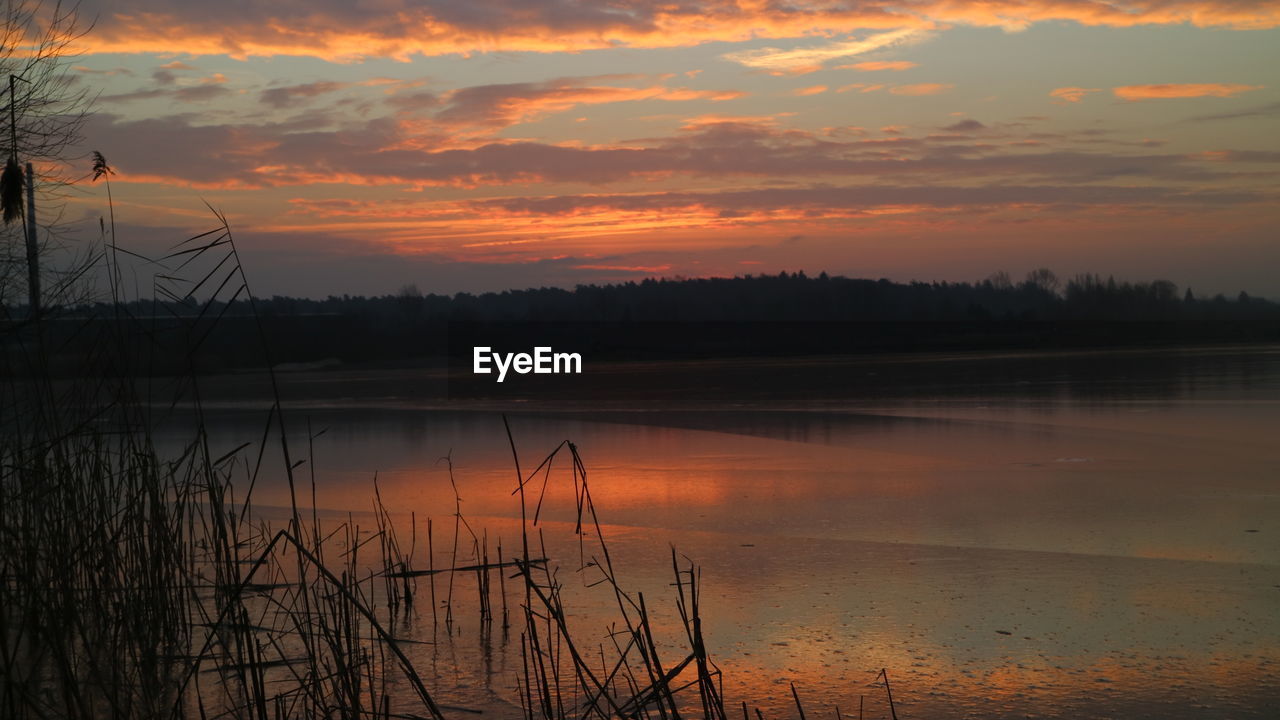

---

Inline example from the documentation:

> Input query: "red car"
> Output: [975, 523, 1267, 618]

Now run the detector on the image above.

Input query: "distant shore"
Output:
[159, 342, 1279, 412]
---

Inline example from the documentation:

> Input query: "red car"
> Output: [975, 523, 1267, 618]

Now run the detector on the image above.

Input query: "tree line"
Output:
[112, 269, 1272, 323]
[10, 269, 1279, 374]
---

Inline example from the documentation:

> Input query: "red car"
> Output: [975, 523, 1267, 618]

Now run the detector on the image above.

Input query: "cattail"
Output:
[1, 156, 22, 223]
[91, 150, 114, 181]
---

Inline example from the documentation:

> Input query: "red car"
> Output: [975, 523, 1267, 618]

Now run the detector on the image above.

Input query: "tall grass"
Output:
[1, 213, 449, 720]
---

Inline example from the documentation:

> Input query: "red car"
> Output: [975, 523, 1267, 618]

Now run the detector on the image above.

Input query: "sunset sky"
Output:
[61, 0, 1280, 297]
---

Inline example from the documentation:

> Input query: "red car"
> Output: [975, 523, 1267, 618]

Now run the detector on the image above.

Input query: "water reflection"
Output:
[153, 347, 1280, 718]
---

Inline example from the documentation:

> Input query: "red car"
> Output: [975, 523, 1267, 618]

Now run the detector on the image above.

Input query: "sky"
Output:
[49, 0, 1280, 298]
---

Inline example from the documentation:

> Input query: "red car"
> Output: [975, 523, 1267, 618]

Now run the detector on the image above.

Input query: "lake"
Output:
[159, 346, 1280, 718]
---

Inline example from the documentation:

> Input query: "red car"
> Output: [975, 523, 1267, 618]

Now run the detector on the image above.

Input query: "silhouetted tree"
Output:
[0, 0, 93, 313]
[1024, 268, 1060, 295]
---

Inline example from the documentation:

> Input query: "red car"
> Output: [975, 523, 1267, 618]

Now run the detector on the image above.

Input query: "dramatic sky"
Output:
[58, 0, 1280, 297]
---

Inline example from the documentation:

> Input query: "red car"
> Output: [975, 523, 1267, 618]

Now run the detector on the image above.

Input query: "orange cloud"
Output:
[834, 82, 889, 94]
[661, 88, 745, 102]
[427, 77, 745, 132]
[1050, 87, 1101, 103]
[890, 83, 953, 96]
[1113, 83, 1265, 100]
[723, 28, 925, 73]
[572, 263, 673, 273]
[78, 1, 1280, 60]
[845, 61, 919, 71]
[262, 178, 1273, 263]
[793, 85, 828, 96]
[678, 113, 794, 129]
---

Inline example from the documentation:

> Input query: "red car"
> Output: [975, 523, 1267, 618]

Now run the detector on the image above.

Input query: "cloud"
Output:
[100, 85, 231, 103]
[1113, 83, 1265, 100]
[1186, 100, 1280, 122]
[385, 90, 442, 112]
[889, 83, 952, 96]
[261, 81, 351, 108]
[429, 76, 744, 130]
[73, 65, 134, 76]
[272, 183, 1271, 258]
[1050, 87, 1101, 104]
[678, 113, 795, 129]
[213, 232, 678, 296]
[721, 28, 924, 74]
[174, 85, 231, 102]
[151, 62, 210, 86]
[100, 71, 232, 104]
[942, 119, 986, 132]
[571, 263, 673, 273]
[80, 110, 1279, 194]
[463, 184, 1268, 217]
[98, 89, 168, 103]
[793, 85, 828, 96]
[71, 0, 1280, 61]
[844, 61, 918, 71]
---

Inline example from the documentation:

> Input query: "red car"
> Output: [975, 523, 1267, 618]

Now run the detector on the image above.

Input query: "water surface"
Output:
[161, 347, 1280, 718]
